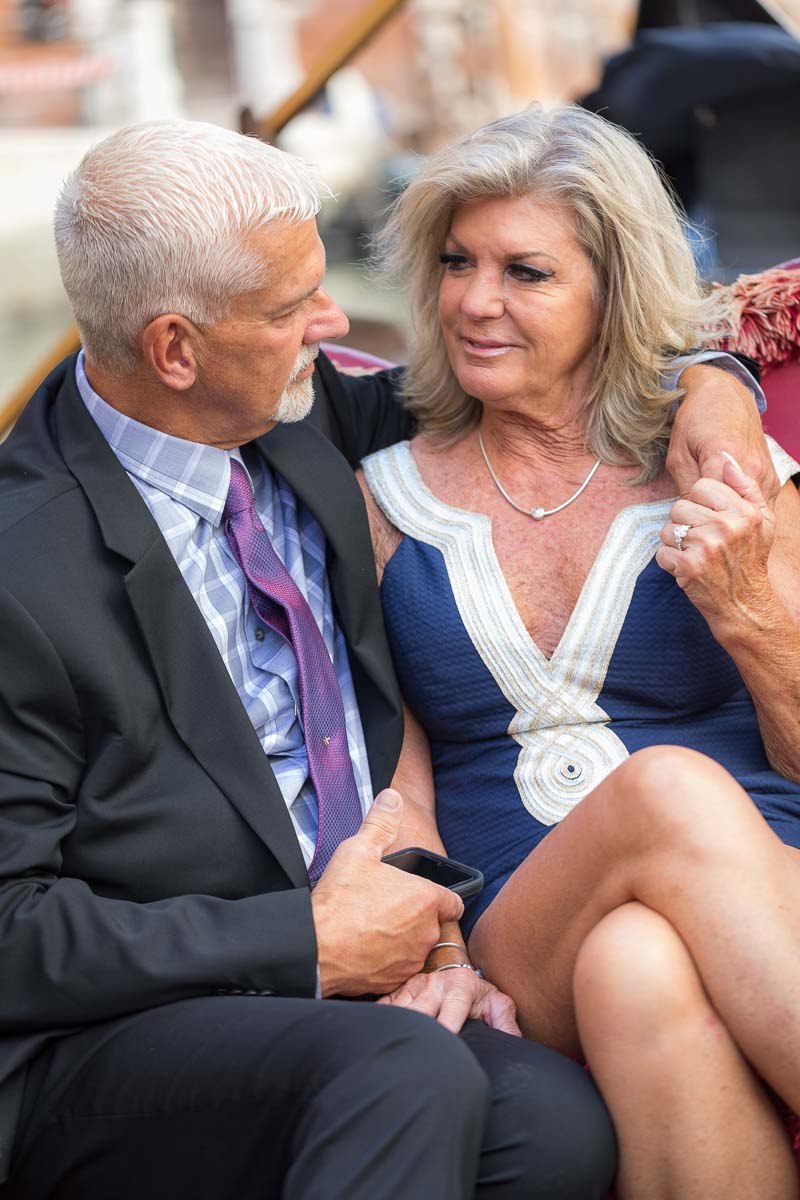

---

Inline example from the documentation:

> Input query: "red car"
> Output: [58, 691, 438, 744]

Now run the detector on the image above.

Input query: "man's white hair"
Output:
[55, 120, 327, 372]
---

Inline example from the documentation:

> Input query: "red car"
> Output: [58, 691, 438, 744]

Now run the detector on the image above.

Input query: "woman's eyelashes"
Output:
[438, 252, 554, 284]
[508, 263, 554, 284]
[438, 252, 470, 271]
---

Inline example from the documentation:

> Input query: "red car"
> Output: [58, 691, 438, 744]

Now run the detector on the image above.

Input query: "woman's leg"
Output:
[573, 902, 798, 1200]
[468, 745, 800, 1112]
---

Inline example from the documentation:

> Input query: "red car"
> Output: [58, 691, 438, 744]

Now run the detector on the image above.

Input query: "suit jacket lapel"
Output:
[255, 421, 404, 792]
[53, 367, 309, 887]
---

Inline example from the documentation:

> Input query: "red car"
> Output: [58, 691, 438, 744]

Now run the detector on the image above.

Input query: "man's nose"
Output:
[305, 289, 349, 343]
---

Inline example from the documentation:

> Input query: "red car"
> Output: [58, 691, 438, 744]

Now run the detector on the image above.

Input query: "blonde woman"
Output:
[358, 106, 800, 1200]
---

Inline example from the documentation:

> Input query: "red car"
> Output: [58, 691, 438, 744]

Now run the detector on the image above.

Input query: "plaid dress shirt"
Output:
[76, 352, 374, 871]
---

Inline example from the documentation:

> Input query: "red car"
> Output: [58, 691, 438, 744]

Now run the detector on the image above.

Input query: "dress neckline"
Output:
[397, 440, 673, 666]
[363, 439, 668, 824]
[361, 435, 798, 828]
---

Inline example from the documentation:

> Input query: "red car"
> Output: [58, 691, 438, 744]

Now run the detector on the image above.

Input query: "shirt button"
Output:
[254, 627, 265, 642]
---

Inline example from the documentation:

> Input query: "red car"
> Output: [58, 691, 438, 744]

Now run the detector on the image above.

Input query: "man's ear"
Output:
[142, 314, 200, 391]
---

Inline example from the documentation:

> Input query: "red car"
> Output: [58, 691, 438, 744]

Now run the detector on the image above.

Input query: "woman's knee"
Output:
[610, 745, 759, 860]
[574, 902, 718, 1049]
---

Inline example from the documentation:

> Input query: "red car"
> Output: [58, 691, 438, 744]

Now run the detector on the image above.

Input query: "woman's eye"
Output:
[439, 252, 469, 271]
[508, 264, 554, 283]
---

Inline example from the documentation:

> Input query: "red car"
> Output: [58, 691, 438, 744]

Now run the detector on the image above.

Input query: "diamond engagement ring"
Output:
[673, 523, 691, 551]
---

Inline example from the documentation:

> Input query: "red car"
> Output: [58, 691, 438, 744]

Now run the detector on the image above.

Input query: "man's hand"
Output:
[311, 789, 464, 998]
[378, 968, 521, 1036]
[668, 364, 779, 506]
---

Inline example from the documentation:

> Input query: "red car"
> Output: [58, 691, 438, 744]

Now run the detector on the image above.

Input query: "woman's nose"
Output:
[459, 272, 505, 320]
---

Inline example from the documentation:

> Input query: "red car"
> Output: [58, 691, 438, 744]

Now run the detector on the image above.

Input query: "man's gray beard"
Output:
[273, 345, 319, 424]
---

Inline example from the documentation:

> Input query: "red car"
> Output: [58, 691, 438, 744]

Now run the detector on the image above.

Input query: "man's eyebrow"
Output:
[444, 236, 557, 263]
[267, 255, 327, 316]
[267, 279, 322, 316]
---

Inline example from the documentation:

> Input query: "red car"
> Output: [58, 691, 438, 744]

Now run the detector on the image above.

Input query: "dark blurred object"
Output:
[581, 24, 800, 278]
[636, 0, 777, 28]
[19, 0, 67, 44]
[695, 87, 800, 275]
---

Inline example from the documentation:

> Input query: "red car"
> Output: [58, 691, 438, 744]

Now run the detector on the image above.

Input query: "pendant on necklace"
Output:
[478, 431, 601, 522]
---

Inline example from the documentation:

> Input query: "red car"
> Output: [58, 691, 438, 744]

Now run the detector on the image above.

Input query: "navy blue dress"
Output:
[363, 440, 800, 938]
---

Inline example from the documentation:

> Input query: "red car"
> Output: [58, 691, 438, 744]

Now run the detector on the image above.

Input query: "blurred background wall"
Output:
[1, 0, 799, 401]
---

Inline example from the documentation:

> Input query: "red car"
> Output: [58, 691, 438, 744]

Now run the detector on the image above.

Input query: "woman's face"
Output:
[438, 195, 600, 413]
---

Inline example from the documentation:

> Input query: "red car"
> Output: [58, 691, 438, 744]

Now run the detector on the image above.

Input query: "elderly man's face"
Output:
[192, 218, 348, 448]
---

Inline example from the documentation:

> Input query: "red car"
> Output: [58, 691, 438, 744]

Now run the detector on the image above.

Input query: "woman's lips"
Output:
[461, 337, 516, 358]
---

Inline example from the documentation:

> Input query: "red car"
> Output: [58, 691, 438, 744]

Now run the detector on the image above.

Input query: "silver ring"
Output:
[673, 523, 691, 552]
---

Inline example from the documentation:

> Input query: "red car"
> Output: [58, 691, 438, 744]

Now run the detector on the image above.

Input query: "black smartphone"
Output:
[381, 847, 484, 898]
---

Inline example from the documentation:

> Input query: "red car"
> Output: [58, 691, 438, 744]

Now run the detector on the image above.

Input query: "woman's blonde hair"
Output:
[376, 104, 714, 480]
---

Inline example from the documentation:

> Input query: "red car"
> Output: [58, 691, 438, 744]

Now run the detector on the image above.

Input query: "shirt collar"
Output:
[75, 350, 245, 527]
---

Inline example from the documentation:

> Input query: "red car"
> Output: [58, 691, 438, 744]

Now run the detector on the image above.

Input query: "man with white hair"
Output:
[0, 120, 769, 1199]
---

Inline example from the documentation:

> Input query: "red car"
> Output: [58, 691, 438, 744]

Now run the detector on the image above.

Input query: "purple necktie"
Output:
[223, 460, 362, 881]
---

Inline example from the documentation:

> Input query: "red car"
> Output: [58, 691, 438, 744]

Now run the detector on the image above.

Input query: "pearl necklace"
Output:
[477, 431, 602, 521]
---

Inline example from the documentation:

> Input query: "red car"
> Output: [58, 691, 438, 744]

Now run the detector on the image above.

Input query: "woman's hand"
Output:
[659, 457, 800, 781]
[377, 967, 521, 1036]
[656, 454, 780, 641]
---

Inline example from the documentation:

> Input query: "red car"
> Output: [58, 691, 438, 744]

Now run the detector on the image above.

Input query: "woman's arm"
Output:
[657, 459, 800, 780]
[388, 701, 444, 850]
[388, 704, 468, 965]
[380, 701, 520, 1036]
[355, 468, 458, 914]
[355, 469, 519, 1033]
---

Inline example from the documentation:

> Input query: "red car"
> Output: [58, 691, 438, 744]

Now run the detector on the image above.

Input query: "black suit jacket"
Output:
[0, 352, 412, 1177]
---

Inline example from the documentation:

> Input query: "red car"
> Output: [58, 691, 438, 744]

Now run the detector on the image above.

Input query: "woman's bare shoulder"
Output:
[355, 467, 403, 585]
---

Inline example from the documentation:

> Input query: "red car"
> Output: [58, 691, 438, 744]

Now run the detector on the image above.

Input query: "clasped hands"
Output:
[659, 363, 782, 637]
[656, 451, 778, 640]
[311, 788, 520, 1035]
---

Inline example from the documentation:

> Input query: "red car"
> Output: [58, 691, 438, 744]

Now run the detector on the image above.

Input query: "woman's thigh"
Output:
[469, 746, 800, 1055]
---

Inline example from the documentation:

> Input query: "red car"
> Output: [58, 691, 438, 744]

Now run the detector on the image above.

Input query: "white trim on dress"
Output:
[363, 437, 799, 827]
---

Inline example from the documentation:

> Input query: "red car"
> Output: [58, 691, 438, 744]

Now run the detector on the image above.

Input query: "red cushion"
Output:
[762, 360, 800, 461]
[321, 342, 396, 371]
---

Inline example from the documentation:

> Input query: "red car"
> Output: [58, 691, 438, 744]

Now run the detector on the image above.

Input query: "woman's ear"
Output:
[142, 314, 199, 391]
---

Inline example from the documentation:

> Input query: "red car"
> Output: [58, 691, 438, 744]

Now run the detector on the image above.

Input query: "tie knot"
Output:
[224, 459, 255, 519]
